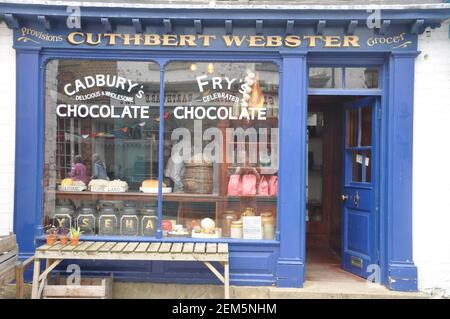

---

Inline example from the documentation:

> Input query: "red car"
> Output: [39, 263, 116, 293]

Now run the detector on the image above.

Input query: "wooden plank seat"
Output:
[32, 241, 230, 299]
[0, 234, 34, 299]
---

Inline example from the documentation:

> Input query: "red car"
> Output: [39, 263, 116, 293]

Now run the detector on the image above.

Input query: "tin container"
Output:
[261, 211, 275, 240]
[230, 220, 243, 239]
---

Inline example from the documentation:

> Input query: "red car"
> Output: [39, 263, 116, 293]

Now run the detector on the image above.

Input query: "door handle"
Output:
[341, 194, 348, 201]
[353, 191, 360, 207]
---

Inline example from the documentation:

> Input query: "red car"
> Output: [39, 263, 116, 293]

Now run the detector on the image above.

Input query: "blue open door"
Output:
[341, 97, 379, 278]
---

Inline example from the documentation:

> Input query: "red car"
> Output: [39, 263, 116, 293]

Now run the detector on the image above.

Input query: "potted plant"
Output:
[45, 225, 57, 245]
[69, 227, 82, 246]
[59, 227, 69, 245]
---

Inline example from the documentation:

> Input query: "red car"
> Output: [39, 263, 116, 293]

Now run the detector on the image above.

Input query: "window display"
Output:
[43, 59, 279, 241]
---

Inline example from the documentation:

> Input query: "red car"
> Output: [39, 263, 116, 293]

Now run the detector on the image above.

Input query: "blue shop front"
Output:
[2, 3, 449, 292]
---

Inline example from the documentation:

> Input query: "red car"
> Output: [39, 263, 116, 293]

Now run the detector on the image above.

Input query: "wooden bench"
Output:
[32, 241, 230, 299]
[0, 234, 34, 299]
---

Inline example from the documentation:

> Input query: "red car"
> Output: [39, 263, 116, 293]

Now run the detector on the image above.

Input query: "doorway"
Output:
[306, 95, 379, 284]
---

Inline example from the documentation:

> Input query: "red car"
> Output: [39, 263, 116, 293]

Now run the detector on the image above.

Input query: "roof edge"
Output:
[1, 0, 450, 11]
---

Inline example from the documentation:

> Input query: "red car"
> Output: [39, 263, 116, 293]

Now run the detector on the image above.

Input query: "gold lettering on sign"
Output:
[86, 33, 102, 45]
[144, 34, 161, 46]
[179, 34, 197, 47]
[266, 36, 283, 47]
[343, 36, 360, 47]
[284, 35, 301, 47]
[162, 34, 179, 46]
[104, 33, 121, 45]
[222, 35, 246, 47]
[248, 35, 266, 47]
[122, 34, 142, 46]
[67, 32, 84, 45]
[323, 36, 341, 48]
[303, 35, 322, 47]
[198, 35, 216, 47]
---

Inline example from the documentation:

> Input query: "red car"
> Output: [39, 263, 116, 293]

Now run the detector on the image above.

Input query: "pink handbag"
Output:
[258, 176, 269, 196]
[242, 174, 257, 196]
[227, 174, 243, 196]
[268, 175, 278, 196]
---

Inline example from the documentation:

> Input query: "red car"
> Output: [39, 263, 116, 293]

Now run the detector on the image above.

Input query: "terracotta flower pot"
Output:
[46, 234, 57, 246]
[59, 235, 68, 245]
[70, 237, 80, 246]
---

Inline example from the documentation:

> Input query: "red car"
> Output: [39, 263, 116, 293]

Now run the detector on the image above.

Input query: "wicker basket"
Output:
[183, 162, 213, 194]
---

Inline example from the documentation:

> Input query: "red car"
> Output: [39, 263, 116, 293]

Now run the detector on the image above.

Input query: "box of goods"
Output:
[104, 180, 128, 193]
[139, 179, 172, 193]
[58, 178, 86, 192]
[88, 179, 108, 192]
[191, 218, 222, 238]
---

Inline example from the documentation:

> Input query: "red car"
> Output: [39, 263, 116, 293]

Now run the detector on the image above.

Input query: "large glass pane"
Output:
[351, 150, 371, 183]
[346, 108, 359, 147]
[309, 67, 343, 88]
[361, 106, 372, 146]
[44, 59, 160, 238]
[345, 67, 379, 89]
[162, 62, 279, 240]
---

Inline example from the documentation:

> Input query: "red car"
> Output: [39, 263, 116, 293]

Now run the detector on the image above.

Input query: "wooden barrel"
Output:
[183, 162, 213, 194]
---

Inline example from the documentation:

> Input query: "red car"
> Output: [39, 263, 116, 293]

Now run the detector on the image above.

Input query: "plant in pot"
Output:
[69, 227, 82, 246]
[59, 227, 69, 245]
[45, 225, 58, 245]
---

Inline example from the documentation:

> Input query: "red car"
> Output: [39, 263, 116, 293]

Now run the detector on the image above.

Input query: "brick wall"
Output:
[414, 19, 450, 298]
[0, 22, 15, 236]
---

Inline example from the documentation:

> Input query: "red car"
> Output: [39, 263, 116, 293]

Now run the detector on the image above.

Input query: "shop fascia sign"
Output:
[17, 25, 415, 50]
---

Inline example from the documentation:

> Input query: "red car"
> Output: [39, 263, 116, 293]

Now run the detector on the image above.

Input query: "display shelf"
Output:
[54, 191, 220, 202]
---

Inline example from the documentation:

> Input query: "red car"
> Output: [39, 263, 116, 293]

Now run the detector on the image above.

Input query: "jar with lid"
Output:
[261, 211, 275, 240]
[76, 201, 97, 235]
[221, 210, 238, 237]
[141, 202, 157, 237]
[119, 201, 139, 236]
[98, 201, 118, 235]
[242, 207, 255, 218]
[230, 220, 243, 239]
[54, 201, 75, 230]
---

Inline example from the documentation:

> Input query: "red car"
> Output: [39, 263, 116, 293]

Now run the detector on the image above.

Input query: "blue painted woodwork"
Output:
[341, 97, 379, 279]
[2, 3, 449, 290]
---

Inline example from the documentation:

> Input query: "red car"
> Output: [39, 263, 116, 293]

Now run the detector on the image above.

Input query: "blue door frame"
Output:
[3, 4, 439, 291]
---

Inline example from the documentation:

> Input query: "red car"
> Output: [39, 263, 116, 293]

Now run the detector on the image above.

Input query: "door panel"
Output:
[342, 97, 378, 279]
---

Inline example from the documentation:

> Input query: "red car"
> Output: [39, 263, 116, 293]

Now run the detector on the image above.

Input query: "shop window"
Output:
[309, 67, 379, 89]
[161, 62, 279, 240]
[345, 67, 379, 89]
[308, 67, 343, 88]
[44, 59, 160, 237]
[43, 59, 279, 241]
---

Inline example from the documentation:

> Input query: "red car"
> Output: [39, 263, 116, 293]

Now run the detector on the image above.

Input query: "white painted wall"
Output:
[0, 22, 16, 236]
[413, 19, 450, 298]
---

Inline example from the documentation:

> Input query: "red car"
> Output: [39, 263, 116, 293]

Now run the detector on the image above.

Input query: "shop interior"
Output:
[306, 95, 367, 284]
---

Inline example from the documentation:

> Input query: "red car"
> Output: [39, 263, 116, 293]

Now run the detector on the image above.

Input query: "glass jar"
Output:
[54, 202, 75, 230]
[242, 207, 255, 217]
[141, 202, 157, 237]
[230, 220, 243, 239]
[76, 202, 97, 235]
[221, 210, 238, 238]
[119, 201, 139, 236]
[261, 211, 275, 240]
[98, 201, 118, 235]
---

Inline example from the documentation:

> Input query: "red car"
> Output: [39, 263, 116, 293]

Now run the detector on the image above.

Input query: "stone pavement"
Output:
[0, 281, 428, 299]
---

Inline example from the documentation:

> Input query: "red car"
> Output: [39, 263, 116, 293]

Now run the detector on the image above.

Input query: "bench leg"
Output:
[15, 263, 24, 299]
[224, 262, 230, 299]
[31, 258, 40, 299]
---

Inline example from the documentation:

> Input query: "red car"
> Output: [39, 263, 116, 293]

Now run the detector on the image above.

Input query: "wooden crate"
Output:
[43, 275, 113, 299]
